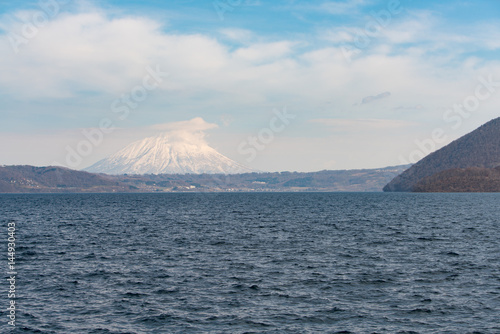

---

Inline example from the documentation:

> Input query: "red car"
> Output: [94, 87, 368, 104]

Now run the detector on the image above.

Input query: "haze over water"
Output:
[1, 193, 499, 333]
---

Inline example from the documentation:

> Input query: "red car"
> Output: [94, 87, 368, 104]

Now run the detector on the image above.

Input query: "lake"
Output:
[1, 193, 499, 333]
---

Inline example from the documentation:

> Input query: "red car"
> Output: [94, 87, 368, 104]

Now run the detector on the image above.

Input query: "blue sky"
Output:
[1, 0, 500, 171]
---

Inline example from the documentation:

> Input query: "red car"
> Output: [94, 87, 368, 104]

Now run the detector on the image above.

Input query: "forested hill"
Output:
[0, 165, 126, 193]
[384, 117, 500, 192]
[413, 167, 500, 192]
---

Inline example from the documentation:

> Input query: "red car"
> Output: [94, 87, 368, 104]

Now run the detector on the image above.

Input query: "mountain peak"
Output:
[84, 133, 255, 175]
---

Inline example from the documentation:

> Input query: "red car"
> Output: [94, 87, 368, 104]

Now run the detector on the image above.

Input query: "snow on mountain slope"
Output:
[84, 133, 255, 175]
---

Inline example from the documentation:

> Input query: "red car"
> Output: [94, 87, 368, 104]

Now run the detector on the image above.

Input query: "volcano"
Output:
[84, 132, 255, 175]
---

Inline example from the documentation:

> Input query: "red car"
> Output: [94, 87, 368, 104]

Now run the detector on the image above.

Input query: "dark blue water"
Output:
[1, 193, 499, 333]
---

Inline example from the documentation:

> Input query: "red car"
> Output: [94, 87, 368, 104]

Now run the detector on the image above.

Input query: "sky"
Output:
[0, 0, 500, 172]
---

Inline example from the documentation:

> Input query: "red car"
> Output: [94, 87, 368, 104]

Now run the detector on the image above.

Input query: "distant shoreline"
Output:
[0, 164, 409, 193]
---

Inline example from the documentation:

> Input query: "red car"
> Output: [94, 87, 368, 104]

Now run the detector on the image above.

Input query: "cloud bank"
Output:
[1, 2, 500, 171]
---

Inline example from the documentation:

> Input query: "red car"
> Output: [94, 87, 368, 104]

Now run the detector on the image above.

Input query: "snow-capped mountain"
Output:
[84, 133, 255, 175]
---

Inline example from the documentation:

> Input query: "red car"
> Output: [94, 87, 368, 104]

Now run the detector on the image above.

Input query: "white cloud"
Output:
[321, 28, 357, 43]
[150, 117, 218, 132]
[218, 28, 254, 43]
[0, 10, 231, 98]
[0, 11, 166, 98]
[232, 41, 297, 63]
[146, 117, 218, 145]
[0, 6, 497, 109]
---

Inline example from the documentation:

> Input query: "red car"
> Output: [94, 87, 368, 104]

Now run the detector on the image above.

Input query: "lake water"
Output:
[1, 193, 499, 333]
